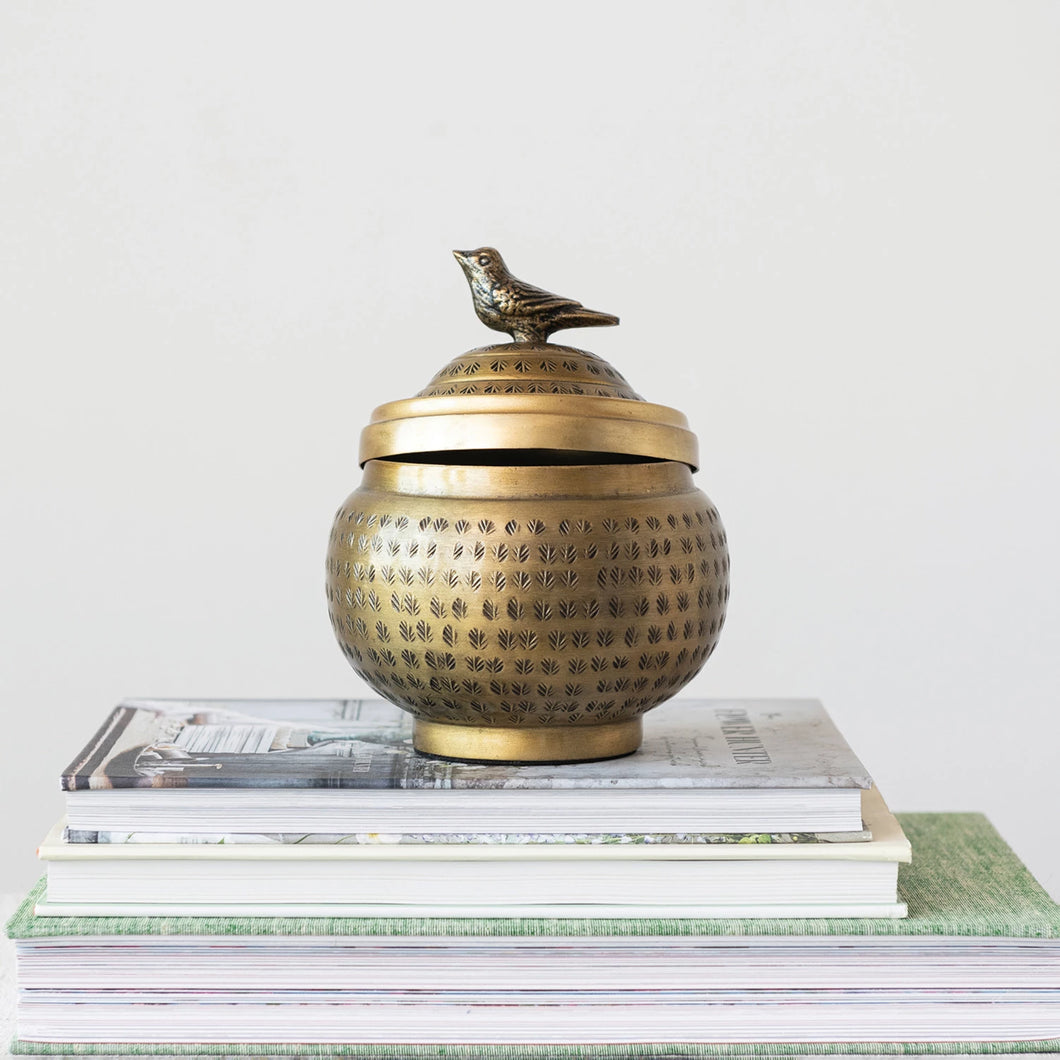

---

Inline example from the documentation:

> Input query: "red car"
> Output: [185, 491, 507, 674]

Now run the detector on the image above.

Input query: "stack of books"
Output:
[7, 697, 1060, 1052]
[43, 697, 904, 919]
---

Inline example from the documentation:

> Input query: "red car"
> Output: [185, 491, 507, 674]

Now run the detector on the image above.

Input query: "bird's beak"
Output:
[452, 250, 470, 261]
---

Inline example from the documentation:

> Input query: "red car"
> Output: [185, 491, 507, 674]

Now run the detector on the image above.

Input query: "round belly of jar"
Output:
[325, 458, 729, 763]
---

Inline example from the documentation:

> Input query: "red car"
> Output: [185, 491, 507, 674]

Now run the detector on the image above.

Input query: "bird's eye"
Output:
[478, 255, 490, 266]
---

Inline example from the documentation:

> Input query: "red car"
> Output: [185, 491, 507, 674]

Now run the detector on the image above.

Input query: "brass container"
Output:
[326, 254, 729, 763]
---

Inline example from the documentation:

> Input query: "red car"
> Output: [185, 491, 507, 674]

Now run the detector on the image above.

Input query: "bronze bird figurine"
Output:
[453, 247, 619, 343]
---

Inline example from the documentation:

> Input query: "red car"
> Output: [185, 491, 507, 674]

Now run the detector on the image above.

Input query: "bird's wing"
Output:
[500, 278, 582, 316]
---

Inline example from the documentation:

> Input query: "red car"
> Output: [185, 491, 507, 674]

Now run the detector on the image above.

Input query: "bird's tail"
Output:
[556, 307, 620, 330]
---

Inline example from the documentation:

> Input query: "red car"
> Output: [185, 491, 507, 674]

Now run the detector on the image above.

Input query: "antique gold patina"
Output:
[326, 249, 729, 763]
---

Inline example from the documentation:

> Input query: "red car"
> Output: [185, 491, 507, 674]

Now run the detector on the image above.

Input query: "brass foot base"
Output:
[412, 717, 643, 764]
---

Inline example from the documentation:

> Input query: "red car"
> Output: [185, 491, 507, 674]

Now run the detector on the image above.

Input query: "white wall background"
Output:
[1, 2, 1057, 899]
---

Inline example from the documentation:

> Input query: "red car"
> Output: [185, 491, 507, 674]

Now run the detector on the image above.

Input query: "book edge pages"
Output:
[8, 1042, 1059, 1057]
[31, 899, 910, 919]
[38, 788, 909, 863]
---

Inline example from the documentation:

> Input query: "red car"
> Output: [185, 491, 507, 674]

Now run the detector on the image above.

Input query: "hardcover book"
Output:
[8, 812, 1060, 1051]
[60, 697, 872, 836]
[33, 788, 908, 919]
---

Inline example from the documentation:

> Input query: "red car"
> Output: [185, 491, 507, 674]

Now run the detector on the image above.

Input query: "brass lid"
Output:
[416, 342, 643, 400]
[357, 248, 700, 471]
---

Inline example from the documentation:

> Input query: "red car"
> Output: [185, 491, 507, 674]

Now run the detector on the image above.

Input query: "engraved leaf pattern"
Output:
[328, 497, 728, 727]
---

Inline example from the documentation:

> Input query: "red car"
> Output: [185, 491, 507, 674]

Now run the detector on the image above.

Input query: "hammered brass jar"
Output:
[326, 249, 729, 763]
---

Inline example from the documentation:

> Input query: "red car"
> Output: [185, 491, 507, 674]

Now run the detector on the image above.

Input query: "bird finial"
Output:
[453, 247, 619, 344]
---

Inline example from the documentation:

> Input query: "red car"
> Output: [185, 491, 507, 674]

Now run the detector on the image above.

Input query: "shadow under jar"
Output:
[326, 340, 730, 764]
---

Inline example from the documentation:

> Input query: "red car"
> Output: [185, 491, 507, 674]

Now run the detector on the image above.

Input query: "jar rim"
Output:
[358, 458, 699, 500]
